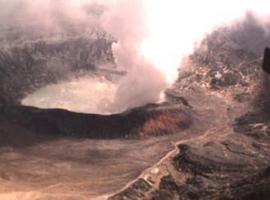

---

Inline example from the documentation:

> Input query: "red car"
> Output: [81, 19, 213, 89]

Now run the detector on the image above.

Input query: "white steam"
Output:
[2, 0, 270, 112]
[141, 0, 270, 84]
[100, 0, 166, 111]
[98, 0, 270, 110]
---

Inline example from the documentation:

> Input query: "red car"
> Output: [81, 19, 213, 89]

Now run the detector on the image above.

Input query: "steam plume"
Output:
[100, 0, 166, 111]
[1, 0, 270, 112]
[99, 0, 270, 111]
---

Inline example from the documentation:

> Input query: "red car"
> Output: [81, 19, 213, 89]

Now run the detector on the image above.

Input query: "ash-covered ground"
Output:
[110, 15, 270, 200]
[0, 13, 193, 200]
[0, 12, 270, 200]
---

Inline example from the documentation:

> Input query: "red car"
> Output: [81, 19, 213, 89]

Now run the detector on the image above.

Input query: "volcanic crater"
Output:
[0, 13, 270, 200]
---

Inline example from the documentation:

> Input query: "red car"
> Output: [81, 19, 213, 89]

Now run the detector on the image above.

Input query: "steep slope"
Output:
[0, 32, 115, 105]
[109, 15, 270, 200]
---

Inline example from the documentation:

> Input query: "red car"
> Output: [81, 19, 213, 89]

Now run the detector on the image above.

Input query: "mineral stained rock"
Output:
[0, 103, 191, 147]
[1, 13, 270, 200]
[109, 16, 270, 200]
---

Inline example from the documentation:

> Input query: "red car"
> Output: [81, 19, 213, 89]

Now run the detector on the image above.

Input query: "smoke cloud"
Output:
[99, 0, 166, 111]
[1, 0, 270, 112]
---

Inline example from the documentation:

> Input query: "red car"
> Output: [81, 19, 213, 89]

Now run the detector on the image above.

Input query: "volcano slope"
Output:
[109, 17, 270, 199]
[1, 15, 270, 200]
[0, 19, 195, 199]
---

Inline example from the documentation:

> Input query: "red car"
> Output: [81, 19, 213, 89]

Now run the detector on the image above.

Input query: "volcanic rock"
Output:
[109, 15, 270, 200]
[0, 103, 192, 147]
[263, 47, 270, 74]
[0, 29, 114, 105]
[1, 13, 270, 200]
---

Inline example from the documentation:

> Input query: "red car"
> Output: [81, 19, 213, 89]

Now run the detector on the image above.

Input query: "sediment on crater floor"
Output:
[109, 17, 270, 200]
[1, 9, 270, 200]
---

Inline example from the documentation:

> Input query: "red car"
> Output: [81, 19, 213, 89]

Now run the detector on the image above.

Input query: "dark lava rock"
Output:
[157, 133, 270, 200]
[0, 103, 191, 147]
[263, 47, 270, 74]
[110, 15, 270, 200]
[174, 14, 269, 95]
[1, 11, 270, 200]
[109, 178, 152, 200]
[0, 36, 114, 105]
[234, 96, 270, 142]
[150, 176, 180, 200]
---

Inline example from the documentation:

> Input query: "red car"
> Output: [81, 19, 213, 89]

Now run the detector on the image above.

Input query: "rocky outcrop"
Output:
[0, 103, 191, 147]
[109, 15, 270, 200]
[111, 84, 270, 200]
[263, 47, 270, 73]
[0, 35, 115, 105]
[1, 12, 270, 200]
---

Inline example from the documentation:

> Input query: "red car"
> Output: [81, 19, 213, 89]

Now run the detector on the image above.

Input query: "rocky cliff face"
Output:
[0, 103, 191, 147]
[109, 15, 270, 200]
[0, 33, 114, 105]
[0, 7, 115, 105]
[1, 13, 270, 200]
